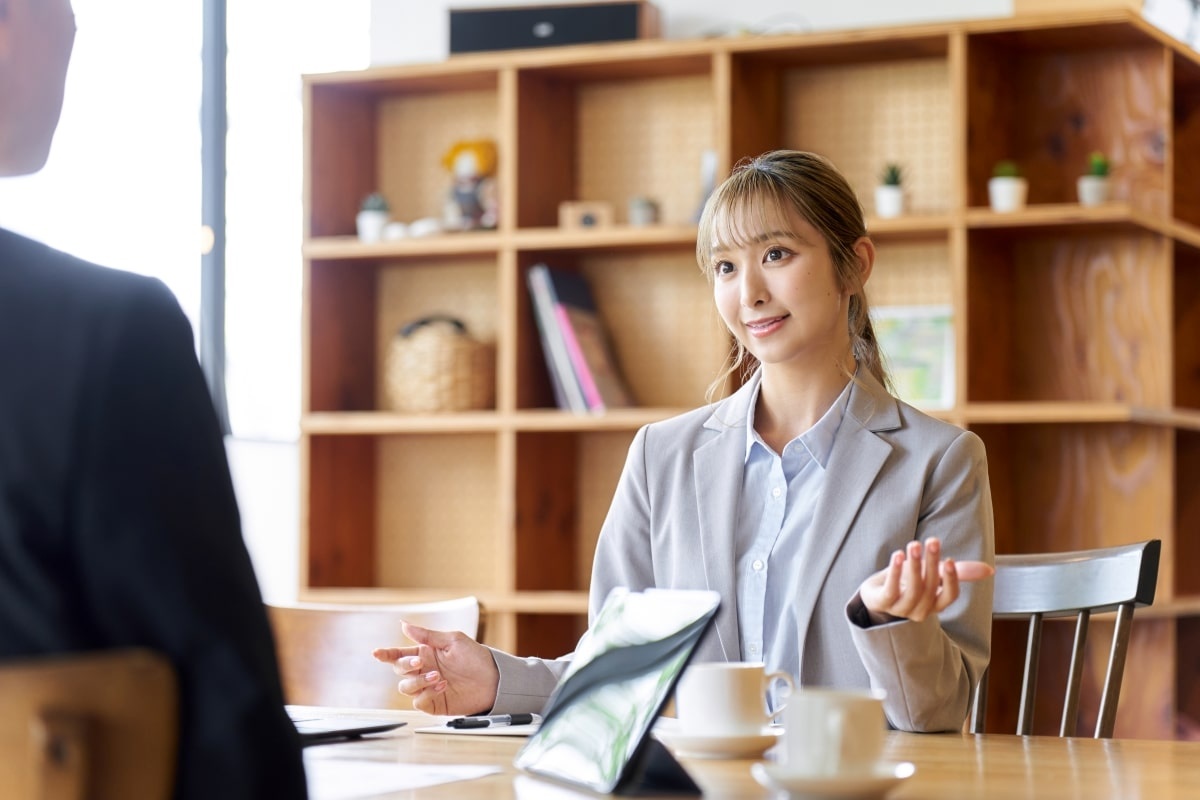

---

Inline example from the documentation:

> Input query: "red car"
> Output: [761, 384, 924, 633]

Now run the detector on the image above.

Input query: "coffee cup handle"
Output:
[763, 671, 794, 724]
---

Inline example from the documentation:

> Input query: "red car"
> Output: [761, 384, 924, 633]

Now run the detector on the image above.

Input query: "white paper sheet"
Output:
[304, 758, 502, 800]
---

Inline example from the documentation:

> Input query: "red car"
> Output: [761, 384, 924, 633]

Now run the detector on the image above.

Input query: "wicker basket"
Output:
[384, 315, 495, 413]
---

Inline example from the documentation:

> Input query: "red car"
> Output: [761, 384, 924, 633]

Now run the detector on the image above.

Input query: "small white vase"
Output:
[1076, 175, 1110, 207]
[988, 177, 1028, 213]
[356, 209, 389, 243]
[874, 185, 905, 219]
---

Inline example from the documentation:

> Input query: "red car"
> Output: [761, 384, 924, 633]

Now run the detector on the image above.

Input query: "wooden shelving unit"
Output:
[301, 9, 1200, 739]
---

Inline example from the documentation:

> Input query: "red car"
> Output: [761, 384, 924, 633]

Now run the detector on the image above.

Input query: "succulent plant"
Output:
[879, 162, 904, 187]
[360, 191, 389, 212]
[1087, 151, 1110, 177]
[992, 159, 1021, 178]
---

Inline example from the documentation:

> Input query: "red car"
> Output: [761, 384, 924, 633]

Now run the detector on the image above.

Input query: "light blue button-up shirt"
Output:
[735, 378, 852, 700]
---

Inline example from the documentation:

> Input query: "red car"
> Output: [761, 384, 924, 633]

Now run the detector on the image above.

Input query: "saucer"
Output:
[654, 727, 782, 759]
[750, 761, 915, 799]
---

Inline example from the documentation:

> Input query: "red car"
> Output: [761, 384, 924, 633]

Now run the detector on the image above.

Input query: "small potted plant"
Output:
[875, 162, 906, 219]
[988, 159, 1028, 213]
[1077, 151, 1111, 207]
[356, 191, 390, 243]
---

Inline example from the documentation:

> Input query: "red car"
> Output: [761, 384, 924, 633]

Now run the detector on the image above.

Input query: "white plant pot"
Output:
[1076, 175, 1110, 207]
[356, 209, 389, 243]
[988, 176, 1028, 213]
[874, 185, 905, 219]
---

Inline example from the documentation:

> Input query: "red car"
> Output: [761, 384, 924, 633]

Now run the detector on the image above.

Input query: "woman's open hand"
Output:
[858, 536, 993, 625]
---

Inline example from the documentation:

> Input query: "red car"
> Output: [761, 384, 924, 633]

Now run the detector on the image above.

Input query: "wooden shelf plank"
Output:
[513, 225, 697, 251]
[302, 405, 1200, 434]
[298, 588, 589, 615]
[303, 233, 502, 260]
[866, 214, 954, 241]
[301, 408, 692, 435]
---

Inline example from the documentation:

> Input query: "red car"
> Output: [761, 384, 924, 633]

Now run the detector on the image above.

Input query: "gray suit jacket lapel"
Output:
[793, 373, 900, 674]
[693, 376, 759, 661]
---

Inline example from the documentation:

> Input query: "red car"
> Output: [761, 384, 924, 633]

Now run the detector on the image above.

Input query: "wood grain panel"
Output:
[515, 432, 579, 592]
[581, 252, 728, 408]
[577, 74, 715, 226]
[307, 85, 377, 237]
[782, 58, 953, 216]
[516, 613, 587, 660]
[965, 232, 1017, 402]
[1014, 425, 1172, 562]
[516, 74, 577, 228]
[967, 38, 1167, 212]
[1012, 233, 1169, 404]
[309, 261, 377, 412]
[1175, 431, 1200, 596]
[377, 89, 499, 226]
[1173, 85, 1200, 226]
[307, 435, 376, 587]
[375, 259, 498, 411]
[1016, 47, 1167, 212]
[376, 434, 501, 590]
[728, 57, 782, 166]
[965, 39, 1018, 208]
[1176, 247, 1200, 409]
[1177, 616, 1200, 740]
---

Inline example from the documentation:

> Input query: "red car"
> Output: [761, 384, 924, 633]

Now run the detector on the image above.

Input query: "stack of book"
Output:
[526, 263, 634, 413]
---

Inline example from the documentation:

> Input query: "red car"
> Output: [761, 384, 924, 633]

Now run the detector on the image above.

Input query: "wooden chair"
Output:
[267, 596, 484, 709]
[969, 539, 1161, 738]
[0, 648, 178, 800]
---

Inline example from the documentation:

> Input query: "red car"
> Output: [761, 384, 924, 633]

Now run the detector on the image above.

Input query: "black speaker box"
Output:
[449, 2, 661, 55]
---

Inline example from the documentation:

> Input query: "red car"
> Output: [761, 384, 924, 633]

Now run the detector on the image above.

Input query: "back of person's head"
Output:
[0, 0, 76, 177]
[696, 149, 888, 391]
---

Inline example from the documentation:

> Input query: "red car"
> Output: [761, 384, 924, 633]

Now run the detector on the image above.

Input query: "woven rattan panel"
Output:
[868, 241, 953, 308]
[379, 90, 499, 225]
[576, 74, 714, 226]
[376, 434, 501, 590]
[782, 58, 952, 216]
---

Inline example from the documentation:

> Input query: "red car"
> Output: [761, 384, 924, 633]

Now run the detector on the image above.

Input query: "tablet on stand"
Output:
[513, 587, 721, 795]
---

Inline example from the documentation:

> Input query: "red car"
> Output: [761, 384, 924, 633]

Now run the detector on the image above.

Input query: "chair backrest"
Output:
[267, 596, 483, 709]
[969, 539, 1160, 738]
[0, 648, 178, 800]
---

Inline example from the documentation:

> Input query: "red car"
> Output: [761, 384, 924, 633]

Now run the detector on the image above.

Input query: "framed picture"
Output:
[872, 305, 955, 410]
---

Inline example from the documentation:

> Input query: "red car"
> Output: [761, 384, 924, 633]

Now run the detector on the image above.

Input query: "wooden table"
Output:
[301, 708, 1200, 798]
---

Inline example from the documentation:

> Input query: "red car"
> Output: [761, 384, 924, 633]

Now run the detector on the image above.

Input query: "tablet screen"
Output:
[513, 587, 720, 794]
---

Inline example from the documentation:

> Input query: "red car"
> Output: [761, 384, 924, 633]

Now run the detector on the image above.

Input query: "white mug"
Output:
[675, 662, 794, 737]
[780, 688, 887, 776]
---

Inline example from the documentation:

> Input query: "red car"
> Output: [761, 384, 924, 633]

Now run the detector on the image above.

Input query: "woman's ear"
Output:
[851, 236, 876, 290]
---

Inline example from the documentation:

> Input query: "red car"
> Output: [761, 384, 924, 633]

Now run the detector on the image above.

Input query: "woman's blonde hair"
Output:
[695, 150, 890, 400]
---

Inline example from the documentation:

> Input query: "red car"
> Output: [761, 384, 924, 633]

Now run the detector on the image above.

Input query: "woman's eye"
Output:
[765, 247, 787, 262]
[714, 260, 734, 276]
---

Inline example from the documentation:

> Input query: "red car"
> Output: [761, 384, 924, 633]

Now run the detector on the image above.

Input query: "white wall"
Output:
[370, 0, 1013, 66]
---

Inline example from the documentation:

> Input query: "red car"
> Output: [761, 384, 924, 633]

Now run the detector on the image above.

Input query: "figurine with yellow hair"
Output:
[442, 139, 499, 231]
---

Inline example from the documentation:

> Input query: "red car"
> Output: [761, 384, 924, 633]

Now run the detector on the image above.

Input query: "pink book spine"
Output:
[554, 305, 604, 411]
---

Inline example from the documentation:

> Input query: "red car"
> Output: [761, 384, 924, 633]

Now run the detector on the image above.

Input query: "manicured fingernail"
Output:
[408, 657, 421, 669]
[424, 670, 440, 681]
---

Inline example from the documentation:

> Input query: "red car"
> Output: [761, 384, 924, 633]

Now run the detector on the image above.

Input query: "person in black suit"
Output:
[0, 1, 307, 797]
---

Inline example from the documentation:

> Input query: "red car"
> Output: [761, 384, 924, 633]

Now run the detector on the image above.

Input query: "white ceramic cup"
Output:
[675, 662, 794, 738]
[780, 688, 887, 776]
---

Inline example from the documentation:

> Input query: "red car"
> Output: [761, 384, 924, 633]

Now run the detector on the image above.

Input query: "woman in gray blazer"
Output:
[377, 150, 994, 733]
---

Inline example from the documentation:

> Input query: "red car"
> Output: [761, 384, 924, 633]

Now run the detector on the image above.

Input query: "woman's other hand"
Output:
[372, 622, 500, 716]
